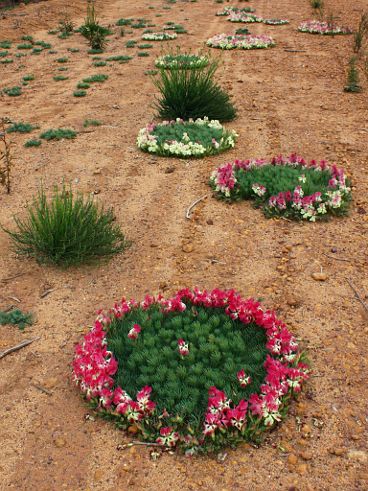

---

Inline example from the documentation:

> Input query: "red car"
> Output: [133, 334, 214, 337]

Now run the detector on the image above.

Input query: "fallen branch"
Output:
[31, 383, 52, 395]
[7, 295, 21, 303]
[117, 441, 161, 450]
[185, 194, 208, 219]
[284, 49, 306, 53]
[0, 337, 40, 360]
[323, 253, 350, 262]
[40, 288, 55, 299]
[1, 272, 26, 283]
[346, 278, 368, 314]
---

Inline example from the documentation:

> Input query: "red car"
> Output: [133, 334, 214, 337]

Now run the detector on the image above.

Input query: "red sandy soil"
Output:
[0, 0, 367, 490]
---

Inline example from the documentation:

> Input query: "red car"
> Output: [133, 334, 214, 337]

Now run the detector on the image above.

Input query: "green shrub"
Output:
[53, 75, 69, 81]
[17, 43, 33, 49]
[0, 41, 11, 49]
[0, 50, 9, 57]
[93, 60, 107, 67]
[77, 82, 91, 89]
[82, 74, 108, 83]
[116, 18, 132, 26]
[1, 59, 14, 64]
[125, 40, 137, 48]
[3, 87, 22, 97]
[0, 309, 33, 330]
[153, 59, 236, 121]
[7, 122, 36, 134]
[106, 55, 132, 62]
[138, 51, 150, 57]
[83, 119, 102, 127]
[22, 74, 35, 82]
[24, 139, 42, 148]
[4, 186, 128, 267]
[56, 57, 68, 63]
[80, 1, 109, 50]
[40, 128, 77, 140]
[344, 56, 362, 93]
[74, 90, 87, 97]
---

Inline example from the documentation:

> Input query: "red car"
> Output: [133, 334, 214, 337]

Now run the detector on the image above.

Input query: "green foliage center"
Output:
[107, 304, 268, 426]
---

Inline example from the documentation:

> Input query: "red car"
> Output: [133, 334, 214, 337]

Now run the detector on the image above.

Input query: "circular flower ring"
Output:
[298, 20, 352, 35]
[73, 288, 309, 452]
[210, 154, 351, 221]
[228, 12, 263, 23]
[207, 33, 275, 50]
[136, 118, 237, 158]
[142, 32, 178, 41]
[216, 6, 256, 16]
[155, 53, 209, 69]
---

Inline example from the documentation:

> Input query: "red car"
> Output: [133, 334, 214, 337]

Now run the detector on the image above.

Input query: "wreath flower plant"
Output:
[298, 20, 352, 35]
[210, 154, 351, 221]
[216, 6, 256, 16]
[136, 118, 237, 157]
[155, 53, 210, 69]
[207, 34, 275, 50]
[263, 19, 289, 26]
[73, 288, 309, 453]
[142, 32, 177, 41]
[228, 12, 263, 23]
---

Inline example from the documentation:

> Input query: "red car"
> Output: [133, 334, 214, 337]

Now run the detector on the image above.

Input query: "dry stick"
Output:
[284, 49, 307, 53]
[1, 272, 26, 283]
[118, 441, 161, 450]
[185, 194, 208, 219]
[40, 288, 55, 299]
[323, 253, 350, 262]
[346, 278, 368, 314]
[0, 337, 40, 360]
[31, 383, 52, 396]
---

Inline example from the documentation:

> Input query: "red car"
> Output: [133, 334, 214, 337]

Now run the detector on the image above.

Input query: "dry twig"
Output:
[346, 278, 368, 314]
[185, 194, 208, 219]
[0, 337, 40, 360]
[323, 253, 350, 262]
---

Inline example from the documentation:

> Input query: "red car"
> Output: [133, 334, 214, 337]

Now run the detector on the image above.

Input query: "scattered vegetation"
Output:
[40, 128, 77, 141]
[24, 139, 42, 148]
[83, 119, 102, 127]
[7, 122, 37, 134]
[0, 309, 33, 330]
[80, 0, 109, 51]
[153, 58, 236, 121]
[106, 55, 132, 62]
[82, 74, 108, 83]
[344, 56, 362, 93]
[53, 75, 69, 81]
[4, 185, 128, 267]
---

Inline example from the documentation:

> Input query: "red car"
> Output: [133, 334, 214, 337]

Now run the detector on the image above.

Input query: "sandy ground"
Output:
[0, 0, 367, 490]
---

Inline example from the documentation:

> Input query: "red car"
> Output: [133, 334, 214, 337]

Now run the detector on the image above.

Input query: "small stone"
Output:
[43, 377, 58, 389]
[311, 272, 328, 281]
[300, 451, 313, 461]
[297, 464, 308, 475]
[347, 450, 368, 463]
[329, 448, 346, 456]
[206, 218, 214, 225]
[54, 437, 66, 448]
[127, 425, 138, 434]
[94, 469, 104, 481]
[182, 243, 194, 253]
[288, 454, 298, 465]
[164, 166, 175, 174]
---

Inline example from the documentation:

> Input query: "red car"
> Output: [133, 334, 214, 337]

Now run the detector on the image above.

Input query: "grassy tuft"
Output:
[7, 122, 37, 134]
[0, 309, 33, 330]
[4, 185, 128, 267]
[83, 119, 102, 127]
[24, 139, 42, 148]
[3, 86, 22, 97]
[153, 59, 236, 121]
[40, 128, 77, 140]
[82, 74, 108, 83]
[53, 75, 69, 81]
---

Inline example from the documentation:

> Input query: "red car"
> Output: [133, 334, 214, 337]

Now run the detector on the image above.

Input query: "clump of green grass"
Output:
[24, 139, 42, 147]
[344, 56, 362, 93]
[0, 58, 13, 64]
[57, 66, 68, 71]
[153, 58, 236, 121]
[17, 43, 33, 50]
[82, 74, 108, 83]
[106, 55, 132, 62]
[56, 57, 68, 63]
[138, 43, 153, 49]
[93, 60, 107, 67]
[34, 41, 51, 49]
[125, 40, 137, 48]
[0, 50, 9, 57]
[88, 48, 104, 54]
[138, 52, 150, 57]
[48, 29, 58, 35]
[116, 18, 132, 26]
[40, 128, 77, 140]
[73, 90, 87, 97]
[0, 41, 12, 49]
[4, 185, 128, 267]
[77, 81, 91, 89]
[80, 1, 110, 51]
[68, 47, 80, 53]
[53, 75, 69, 81]
[21, 35, 33, 42]
[83, 119, 102, 127]
[7, 122, 37, 134]
[145, 69, 158, 76]
[22, 74, 35, 82]
[3, 86, 22, 97]
[32, 48, 43, 55]
[0, 309, 33, 330]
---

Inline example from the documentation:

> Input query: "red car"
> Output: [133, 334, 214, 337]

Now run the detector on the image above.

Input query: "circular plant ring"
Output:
[207, 33, 275, 50]
[73, 288, 309, 452]
[210, 154, 351, 221]
[142, 32, 177, 41]
[228, 13, 263, 23]
[298, 20, 352, 35]
[155, 53, 210, 70]
[216, 6, 256, 16]
[136, 118, 237, 158]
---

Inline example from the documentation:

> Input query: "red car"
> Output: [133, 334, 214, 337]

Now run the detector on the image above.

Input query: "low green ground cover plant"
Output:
[83, 119, 101, 127]
[82, 74, 108, 83]
[5, 185, 128, 267]
[3, 87, 22, 97]
[0, 309, 33, 330]
[24, 139, 42, 148]
[7, 122, 37, 133]
[40, 128, 77, 140]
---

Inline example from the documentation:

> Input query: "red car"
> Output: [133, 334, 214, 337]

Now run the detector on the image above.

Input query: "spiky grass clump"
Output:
[5, 186, 128, 267]
[153, 59, 236, 121]
[40, 128, 77, 140]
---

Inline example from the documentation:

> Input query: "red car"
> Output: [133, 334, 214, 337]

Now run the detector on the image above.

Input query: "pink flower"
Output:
[178, 338, 189, 356]
[156, 427, 180, 447]
[128, 323, 141, 340]
[237, 369, 251, 388]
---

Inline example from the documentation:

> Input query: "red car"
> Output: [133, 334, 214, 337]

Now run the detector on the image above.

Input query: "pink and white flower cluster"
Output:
[228, 12, 263, 23]
[207, 33, 275, 50]
[73, 288, 309, 449]
[298, 20, 352, 35]
[216, 6, 256, 16]
[210, 154, 351, 221]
